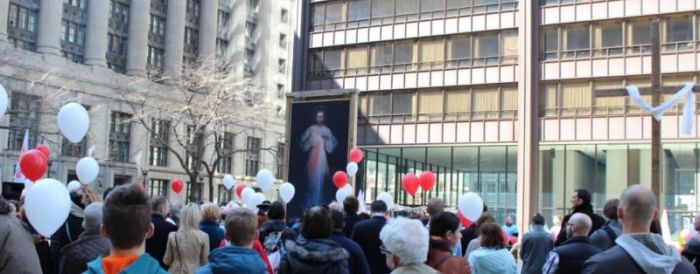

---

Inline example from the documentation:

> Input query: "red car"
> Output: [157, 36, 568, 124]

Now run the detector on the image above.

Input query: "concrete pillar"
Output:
[0, 0, 10, 42]
[198, 0, 218, 62]
[126, 0, 150, 76]
[84, 0, 109, 67]
[37, 0, 62, 55]
[515, 0, 540, 234]
[164, 0, 186, 76]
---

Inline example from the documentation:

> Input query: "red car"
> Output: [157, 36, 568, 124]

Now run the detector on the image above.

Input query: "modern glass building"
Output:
[292, 0, 700, 235]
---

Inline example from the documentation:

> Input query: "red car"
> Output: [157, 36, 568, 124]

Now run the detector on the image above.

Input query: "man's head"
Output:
[169, 202, 182, 219]
[102, 184, 153, 251]
[505, 216, 513, 226]
[224, 208, 258, 247]
[531, 213, 545, 226]
[151, 196, 169, 217]
[618, 185, 657, 233]
[426, 197, 444, 217]
[570, 189, 592, 209]
[343, 196, 359, 215]
[83, 202, 103, 235]
[371, 200, 387, 215]
[566, 213, 592, 238]
[380, 218, 429, 270]
[603, 198, 620, 220]
[267, 201, 285, 220]
[331, 209, 344, 231]
[302, 206, 334, 239]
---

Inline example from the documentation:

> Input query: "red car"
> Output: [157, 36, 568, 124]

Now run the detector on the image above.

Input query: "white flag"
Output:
[13, 129, 29, 183]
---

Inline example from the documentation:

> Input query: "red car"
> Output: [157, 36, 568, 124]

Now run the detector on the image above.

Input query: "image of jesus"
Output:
[300, 108, 337, 206]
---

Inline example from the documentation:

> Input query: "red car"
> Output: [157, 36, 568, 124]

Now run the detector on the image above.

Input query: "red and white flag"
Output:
[13, 129, 28, 183]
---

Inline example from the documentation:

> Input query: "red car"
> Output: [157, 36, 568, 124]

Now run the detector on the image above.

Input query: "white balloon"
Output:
[279, 182, 295, 203]
[376, 192, 394, 210]
[25, 179, 71, 237]
[256, 169, 275, 193]
[458, 192, 484, 222]
[0, 84, 7, 118]
[223, 175, 235, 190]
[241, 187, 254, 204]
[336, 184, 353, 203]
[346, 162, 359, 177]
[57, 103, 90, 143]
[76, 157, 99, 185]
[23, 180, 33, 191]
[67, 180, 81, 192]
[250, 193, 266, 208]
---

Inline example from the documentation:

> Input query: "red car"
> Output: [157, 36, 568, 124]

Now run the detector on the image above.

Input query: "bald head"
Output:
[619, 185, 657, 232]
[569, 213, 592, 236]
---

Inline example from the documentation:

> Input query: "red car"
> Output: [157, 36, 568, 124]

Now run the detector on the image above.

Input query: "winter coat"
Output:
[259, 219, 288, 246]
[163, 229, 209, 274]
[278, 236, 350, 274]
[390, 263, 441, 274]
[51, 204, 85, 273]
[682, 237, 700, 273]
[426, 239, 469, 274]
[199, 219, 225, 253]
[583, 233, 696, 274]
[343, 213, 362, 237]
[468, 247, 518, 274]
[146, 213, 178, 269]
[460, 224, 478, 255]
[84, 253, 168, 274]
[351, 215, 389, 274]
[329, 230, 371, 274]
[520, 225, 554, 274]
[543, 236, 600, 274]
[589, 219, 622, 250]
[555, 204, 606, 246]
[59, 233, 110, 274]
[195, 246, 267, 274]
[0, 215, 42, 274]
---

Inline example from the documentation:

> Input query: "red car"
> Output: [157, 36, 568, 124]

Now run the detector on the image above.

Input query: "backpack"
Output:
[263, 230, 283, 254]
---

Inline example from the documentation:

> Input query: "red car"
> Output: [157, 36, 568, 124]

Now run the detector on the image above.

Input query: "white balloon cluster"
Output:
[336, 184, 353, 203]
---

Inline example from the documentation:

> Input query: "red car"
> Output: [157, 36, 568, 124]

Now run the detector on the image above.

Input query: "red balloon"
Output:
[235, 183, 246, 199]
[402, 173, 419, 196]
[457, 211, 473, 228]
[349, 148, 364, 163]
[35, 144, 50, 159]
[171, 179, 184, 193]
[419, 171, 436, 191]
[19, 150, 48, 182]
[333, 171, 349, 189]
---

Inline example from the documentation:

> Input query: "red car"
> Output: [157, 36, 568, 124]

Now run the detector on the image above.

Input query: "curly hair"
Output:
[380, 218, 429, 265]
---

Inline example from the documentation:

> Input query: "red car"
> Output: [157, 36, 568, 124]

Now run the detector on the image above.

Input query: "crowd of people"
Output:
[1, 184, 700, 274]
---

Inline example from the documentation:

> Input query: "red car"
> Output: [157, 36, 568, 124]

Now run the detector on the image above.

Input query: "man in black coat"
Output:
[582, 185, 696, 274]
[351, 200, 390, 274]
[145, 196, 177, 269]
[555, 189, 606, 246]
[343, 196, 362, 237]
[542, 213, 600, 274]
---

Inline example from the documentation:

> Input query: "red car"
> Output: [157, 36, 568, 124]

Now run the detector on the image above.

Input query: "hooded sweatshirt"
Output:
[468, 247, 518, 274]
[616, 233, 682, 274]
[278, 236, 350, 274]
[195, 246, 266, 274]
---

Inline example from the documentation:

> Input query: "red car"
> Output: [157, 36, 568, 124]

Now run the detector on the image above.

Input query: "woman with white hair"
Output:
[379, 218, 440, 274]
[164, 204, 210, 274]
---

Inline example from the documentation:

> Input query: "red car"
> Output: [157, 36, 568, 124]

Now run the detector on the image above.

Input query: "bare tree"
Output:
[122, 61, 279, 202]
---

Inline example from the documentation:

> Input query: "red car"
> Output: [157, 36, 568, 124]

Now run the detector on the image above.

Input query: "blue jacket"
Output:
[199, 220, 225, 252]
[195, 246, 266, 274]
[83, 253, 167, 274]
[468, 247, 518, 274]
[329, 231, 371, 274]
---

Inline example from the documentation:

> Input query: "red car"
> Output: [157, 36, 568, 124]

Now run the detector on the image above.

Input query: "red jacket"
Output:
[219, 238, 274, 274]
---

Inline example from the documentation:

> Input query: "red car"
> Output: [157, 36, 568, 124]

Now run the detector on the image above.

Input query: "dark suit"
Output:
[145, 213, 177, 269]
[460, 223, 477, 255]
[351, 215, 389, 274]
[555, 204, 606, 246]
[583, 244, 696, 274]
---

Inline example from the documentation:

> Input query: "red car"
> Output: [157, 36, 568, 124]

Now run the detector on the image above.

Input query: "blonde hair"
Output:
[179, 204, 202, 231]
[201, 203, 221, 221]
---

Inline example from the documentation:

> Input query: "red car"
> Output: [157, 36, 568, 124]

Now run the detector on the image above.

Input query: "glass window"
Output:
[594, 24, 623, 56]
[628, 21, 651, 54]
[419, 40, 444, 69]
[371, 44, 392, 73]
[543, 28, 558, 60]
[393, 42, 414, 71]
[312, 5, 324, 28]
[370, 94, 390, 116]
[501, 87, 518, 117]
[347, 47, 368, 74]
[445, 90, 470, 119]
[421, 0, 444, 12]
[392, 93, 415, 116]
[448, 36, 471, 61]
[7, 93, 40, 150]
[245, 137, 261, 176]
[110, 112, 132, 162]
[665, 16, 693, 51]
[501, 31, 518, 60]
[475, 34, 499, 63]
[149, 119, 170, 167]
[563, 25, 590, 58]
[371, 0, 393, 19]
[561, 83, 591, 115]
[447, 0, 471, 9]
[348, 0, 369, 23]
[325, 2, 344, 25]
[472, 88, 499, 118]
[418, 90, 443, 119]
[594, 81, 624, 114]
[540, 84, 557, 116]
[396, 0, 418, 15]
[323, 49, 343, 72]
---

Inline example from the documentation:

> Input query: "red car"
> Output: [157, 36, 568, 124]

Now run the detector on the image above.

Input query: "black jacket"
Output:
[550, 236, 601, 273]
[351, 215, 389, 274]
[683, 238, 700, 274]
[521, 226, 554, 274]
[584, 245, 696, 274]
[59, 233, 110, 274]
[145, 213, 177, 269]
[460, 223, 477, 255]
[555, 204, 606, 246]
[259, 219, 288, 245]
[278, 236, 349, 274]
[50, 212, 84, 273]
[343, 213, 362, 237]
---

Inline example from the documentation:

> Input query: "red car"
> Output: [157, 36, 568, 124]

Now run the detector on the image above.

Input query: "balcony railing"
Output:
[359, 110, 518, 125]
[542, 40, 696, 61]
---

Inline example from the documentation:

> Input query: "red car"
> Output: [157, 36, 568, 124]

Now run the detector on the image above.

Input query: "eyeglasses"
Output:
[380, 245, 393, 256]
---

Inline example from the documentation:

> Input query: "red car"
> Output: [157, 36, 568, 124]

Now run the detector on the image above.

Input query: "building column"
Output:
[163, 0, 186, 77]
[36, 0, 62, 55]
[126, 0, 150, 76]
[198, 0, 217, 62]
[84, 0, 109, 67]
[0, 0, 10, 43]
[516, 0, 540, 234]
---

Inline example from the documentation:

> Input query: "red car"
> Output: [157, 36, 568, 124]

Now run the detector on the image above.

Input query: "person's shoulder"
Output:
[674, 257, 696, 273]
